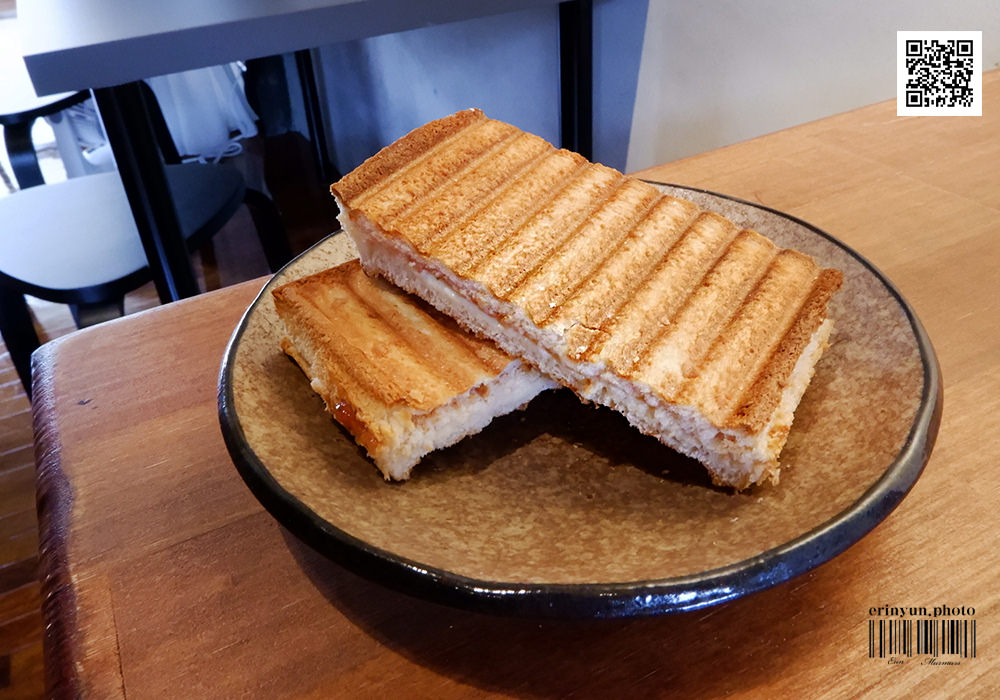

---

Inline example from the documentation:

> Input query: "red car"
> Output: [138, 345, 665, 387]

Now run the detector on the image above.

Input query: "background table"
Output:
[32, 72, 999, 697]
[19, 0, 593, 303]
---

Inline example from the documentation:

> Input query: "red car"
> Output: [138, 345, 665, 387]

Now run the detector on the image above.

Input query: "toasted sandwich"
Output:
[330, 109, 843, 489]
[272, 259, 556, 480]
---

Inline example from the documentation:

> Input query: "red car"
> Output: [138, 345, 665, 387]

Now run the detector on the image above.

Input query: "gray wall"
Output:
[314, 0, 649, 173]
[308, 0, 997, 177]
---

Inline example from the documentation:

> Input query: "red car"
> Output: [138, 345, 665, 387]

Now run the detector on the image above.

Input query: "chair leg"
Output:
[0, 287, 41, 399]
[70, 299, 126, 328]
[3, 120, 46, 189]
[243, 188, 292, 272]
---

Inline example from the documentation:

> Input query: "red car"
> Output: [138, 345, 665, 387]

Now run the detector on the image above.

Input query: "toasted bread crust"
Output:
[334, 109, 488, 204]
[273, 261, 512, 412]
[272, 259, 553, 479]
[332, 111, 844, 486]
[727, 268, 842, 431]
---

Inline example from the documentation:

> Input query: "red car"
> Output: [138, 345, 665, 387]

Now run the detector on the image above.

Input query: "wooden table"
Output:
[32, 71, 999, 697]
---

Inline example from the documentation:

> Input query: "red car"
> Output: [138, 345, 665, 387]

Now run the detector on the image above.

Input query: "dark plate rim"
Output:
[217, 183, 942, 619]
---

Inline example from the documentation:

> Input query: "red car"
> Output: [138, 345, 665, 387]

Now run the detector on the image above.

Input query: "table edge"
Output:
[31, 339, 88, 698]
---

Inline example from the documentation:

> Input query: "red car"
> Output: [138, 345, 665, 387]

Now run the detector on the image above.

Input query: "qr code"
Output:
[897, 31, 982, 116]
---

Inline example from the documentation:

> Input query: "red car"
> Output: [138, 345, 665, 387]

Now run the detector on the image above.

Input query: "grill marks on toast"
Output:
[274, 263, 509, 413]
[334, 110, 841, 434]
[335, 109, 487, 204]
[427, 149, 589, 273]
[675, 251, 822, 426]
[630, 230, 780, 401]
[511, 178, 662, 324]
[393, 131, 548, 247]
[353, 117, 517, 221]
[590, 212, 741, 370]
[729, 268, 843, 431]
[472, 164, 625, 297]
[545, 194, 701, 353]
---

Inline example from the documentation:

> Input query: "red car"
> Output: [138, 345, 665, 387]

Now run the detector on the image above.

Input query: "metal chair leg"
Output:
[71, 299, 126, 328]
[0, 287, 41, 398]
[244, 188, 292, 272]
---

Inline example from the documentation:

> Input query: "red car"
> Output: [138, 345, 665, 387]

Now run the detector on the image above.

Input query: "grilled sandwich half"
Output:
[331, 109, 843, 489]
[272, 259, 556, 480]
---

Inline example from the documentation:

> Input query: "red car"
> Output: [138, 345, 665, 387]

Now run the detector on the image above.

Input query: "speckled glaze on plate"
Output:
[218, 183, 941, 618]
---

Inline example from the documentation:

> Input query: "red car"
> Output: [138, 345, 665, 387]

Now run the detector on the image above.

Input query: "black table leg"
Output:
[92, 83, 200, 303]
[559, 0, 593, 161]
[294, 49, 339, 182]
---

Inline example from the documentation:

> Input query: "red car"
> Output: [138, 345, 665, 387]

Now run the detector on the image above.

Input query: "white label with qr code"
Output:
[897, 31, 982, 116]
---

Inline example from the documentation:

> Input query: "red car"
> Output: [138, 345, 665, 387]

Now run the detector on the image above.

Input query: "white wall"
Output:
[627, 0, 1000, 172]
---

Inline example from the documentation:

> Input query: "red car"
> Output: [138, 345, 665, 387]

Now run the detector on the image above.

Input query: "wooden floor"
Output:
[0, 133, 336, 697]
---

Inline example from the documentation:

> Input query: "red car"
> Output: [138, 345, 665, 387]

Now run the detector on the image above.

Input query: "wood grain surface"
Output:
[32, 71, 1000, 697]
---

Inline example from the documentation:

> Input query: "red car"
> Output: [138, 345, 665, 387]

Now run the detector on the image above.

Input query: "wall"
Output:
[310, 0, 997, 177]
[627, 0, 1000, 172]
[315, 0, 649, 174]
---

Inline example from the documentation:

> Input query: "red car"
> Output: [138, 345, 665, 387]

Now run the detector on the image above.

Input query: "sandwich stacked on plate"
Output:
[272, 259, 555, 481]
[276, 109, 842, 489]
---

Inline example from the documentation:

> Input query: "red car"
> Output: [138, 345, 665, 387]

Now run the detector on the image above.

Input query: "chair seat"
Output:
[0, 163, 245, 304]
[0, 54, 291, 399]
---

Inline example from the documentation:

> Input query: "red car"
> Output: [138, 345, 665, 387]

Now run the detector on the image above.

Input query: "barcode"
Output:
[869, 619, 977, 659]
[897, 31, 982, 116]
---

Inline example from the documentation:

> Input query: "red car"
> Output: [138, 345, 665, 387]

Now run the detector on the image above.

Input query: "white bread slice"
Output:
[272, 260, 555, 480]
[331, 109, 843, 489]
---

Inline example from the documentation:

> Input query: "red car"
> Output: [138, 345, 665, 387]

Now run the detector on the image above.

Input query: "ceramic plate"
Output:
[218, 183, 941, 618]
